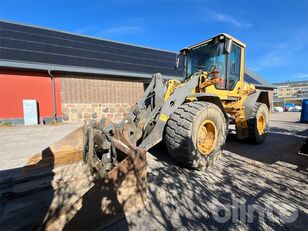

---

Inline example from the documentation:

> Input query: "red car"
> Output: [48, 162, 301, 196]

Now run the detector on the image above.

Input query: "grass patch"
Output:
[0, 122, 15, 127]
[47, 121, 64, 126]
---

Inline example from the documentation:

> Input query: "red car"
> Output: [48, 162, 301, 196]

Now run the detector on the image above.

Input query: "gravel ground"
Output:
[109, 112, 308, 230]
[0, 122, 82, 171]
[0, 112, 307, 230]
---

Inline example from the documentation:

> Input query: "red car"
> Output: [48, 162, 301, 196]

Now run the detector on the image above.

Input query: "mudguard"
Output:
[243, 90, 270, 119]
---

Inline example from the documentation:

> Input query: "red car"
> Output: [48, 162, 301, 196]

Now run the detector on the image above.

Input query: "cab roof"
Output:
[181, 33, 246, 53]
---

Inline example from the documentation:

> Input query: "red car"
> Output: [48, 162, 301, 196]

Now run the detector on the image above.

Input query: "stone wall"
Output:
[62, 103, 131, 122]
[60, 75, 145, 122]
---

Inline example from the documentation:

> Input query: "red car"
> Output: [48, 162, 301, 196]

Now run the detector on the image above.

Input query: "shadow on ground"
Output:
[118, 123, 308, 230]
[0, 148, 55, 230]
[226, 126, 308, 172]
[1, 120, 307, 230]
[0, 147, 138, 230]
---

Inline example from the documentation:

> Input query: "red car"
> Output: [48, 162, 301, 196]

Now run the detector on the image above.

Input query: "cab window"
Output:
[185, 42, 227, 90]
[229, 43, 241, 90]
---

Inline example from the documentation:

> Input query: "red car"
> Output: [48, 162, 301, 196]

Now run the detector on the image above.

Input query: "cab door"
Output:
[205, 41, 245, 99]
[227, 43, 242, 91]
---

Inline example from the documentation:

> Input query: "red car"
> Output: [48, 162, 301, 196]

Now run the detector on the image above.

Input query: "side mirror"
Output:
[175, 53, 180, 69]
[224, 38, 232, 54]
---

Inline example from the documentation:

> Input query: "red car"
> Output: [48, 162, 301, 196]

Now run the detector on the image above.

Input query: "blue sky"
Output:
[1, 0, 307, 83]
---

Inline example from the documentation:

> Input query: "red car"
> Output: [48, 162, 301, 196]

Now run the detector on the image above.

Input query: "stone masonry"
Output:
[60, 75, 145, 122]
[62, 103, 132, 122]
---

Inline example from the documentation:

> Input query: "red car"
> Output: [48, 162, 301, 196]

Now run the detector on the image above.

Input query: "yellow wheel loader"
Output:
[83, 33, 270, 175]
[3, 34, 270, 230]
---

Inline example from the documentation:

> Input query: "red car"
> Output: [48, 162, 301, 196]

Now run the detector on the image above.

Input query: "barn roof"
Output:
[0, 20, 274, 89]
[0, 20, 183, 79]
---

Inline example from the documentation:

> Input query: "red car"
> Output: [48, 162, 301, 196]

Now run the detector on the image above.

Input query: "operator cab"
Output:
[178, 33, 245, 91]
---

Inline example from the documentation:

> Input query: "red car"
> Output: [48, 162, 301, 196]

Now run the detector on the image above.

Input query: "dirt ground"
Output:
[0, 112, 307, 230]
[109, 112, 308, 230]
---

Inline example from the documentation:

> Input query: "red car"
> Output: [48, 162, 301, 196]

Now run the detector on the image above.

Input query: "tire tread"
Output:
[165, 101, 226, 169]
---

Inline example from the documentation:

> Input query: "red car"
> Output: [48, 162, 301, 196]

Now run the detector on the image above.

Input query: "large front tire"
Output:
[247, 102, 269, 144]
[164, 101, 227, 170]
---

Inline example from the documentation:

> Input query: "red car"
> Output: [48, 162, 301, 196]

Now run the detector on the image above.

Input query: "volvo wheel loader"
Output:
[2, 34, 270, 230]
[83, 33, 270, 175]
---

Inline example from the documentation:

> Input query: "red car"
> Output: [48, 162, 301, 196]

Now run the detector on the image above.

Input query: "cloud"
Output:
[251, 49, 290, 71]
[292, 73, 308, 79]
[251, 29, 308, 71]
[206, 12, 252, 28]
[100, 25, 143, 37]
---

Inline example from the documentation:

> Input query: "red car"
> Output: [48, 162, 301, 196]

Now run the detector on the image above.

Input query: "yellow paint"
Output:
[257, 114, 265, 135]
[203, 45, 256, 131]
[186, 33, 246, 51]
[162, 34, 258, 139]
[197, 120, 218, 156]
[205, 46, 246, 99]
[159, 114, 169, 122]
[164, 79, 181, 101]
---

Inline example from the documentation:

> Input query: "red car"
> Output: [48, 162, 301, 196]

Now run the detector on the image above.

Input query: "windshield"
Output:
[185, 41, 226, 89]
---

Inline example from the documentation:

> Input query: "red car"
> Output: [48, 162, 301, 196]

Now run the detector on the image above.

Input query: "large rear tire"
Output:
[247, 102, 269, 144]
[164, 101, 227, 170]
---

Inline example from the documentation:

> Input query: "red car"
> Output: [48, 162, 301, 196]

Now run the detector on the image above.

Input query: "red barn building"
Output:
[0, 21, 275, 124]
[0, 21, 183, 124]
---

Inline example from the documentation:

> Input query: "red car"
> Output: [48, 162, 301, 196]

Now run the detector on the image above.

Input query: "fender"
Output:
[187, 93, 228, 119]
[243, 90, 270, 119]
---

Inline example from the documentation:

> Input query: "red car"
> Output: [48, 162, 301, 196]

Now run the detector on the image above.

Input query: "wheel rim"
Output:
[197, 120, 218, 156]
[257, 114, 265, 135]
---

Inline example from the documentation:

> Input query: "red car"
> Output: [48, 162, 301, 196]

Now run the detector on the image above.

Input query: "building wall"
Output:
[0, 70, 62, 124]
[274, 81, 308, 98]
[60, 75, 145, 122]
[273, 81, 308, 106]
[268, 90, 274, 110]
